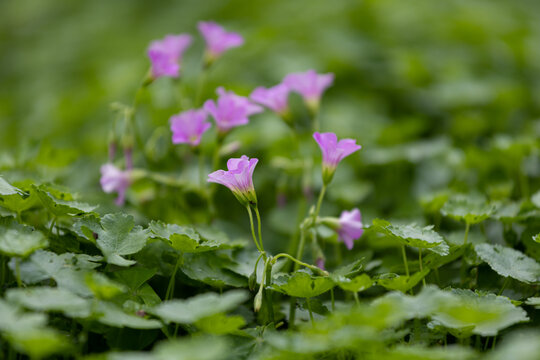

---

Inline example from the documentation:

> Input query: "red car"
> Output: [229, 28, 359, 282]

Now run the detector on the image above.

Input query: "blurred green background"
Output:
[1, 0, 539, 234]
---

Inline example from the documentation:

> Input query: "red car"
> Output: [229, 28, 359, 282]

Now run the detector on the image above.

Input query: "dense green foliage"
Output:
[1, 0, 540, 359]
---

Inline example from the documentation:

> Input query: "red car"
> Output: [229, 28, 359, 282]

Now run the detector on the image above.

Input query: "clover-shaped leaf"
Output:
[0, 223, 48, 257]
[375, 269, 430, 293]
[441, 195, 494, 224]
[373, 219, 449, 255]
[272, 271, 334, 298]
[149, 220, 229, 253]
[475, 243, 540, 284]
[33, 184, 96, 217]
[150, 290, 248, 324]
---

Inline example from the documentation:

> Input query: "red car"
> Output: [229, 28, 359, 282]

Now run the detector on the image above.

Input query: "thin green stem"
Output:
[198, 150, 205, 189]
[463, 222, 470, 245]
[15, 258, 22, 288]
[247, 206, 263, 253]
[401, 245, 410, 277]
[254, 206, 265, 252]
[311, 184, 326, 227]
[419, 249, 426, 287]
[48, 217, 56, 237]
[306, 297, 315, 325]
[353, 292, 360, 306]
[195, 69, 208, 107]
[165, 254, 183, 300]
[498, 277, 510, 296]
[264, 258, 275, 324]
[273, 253, 328, 276]
[330, 288, 335, 311]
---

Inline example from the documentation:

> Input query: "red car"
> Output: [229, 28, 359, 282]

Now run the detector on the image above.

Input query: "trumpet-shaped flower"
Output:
[204, 87, 263, 133]
[170, 109, 211, 146]
[147, 34, 192, 79]
[283, 70, 334, 112]
[100, 164, 131, 206]
[313, 132, 361, 184]
[208, 155, 258, 206]
[250, 83, 291, 117]
[198, 21, 243, 62]
[337, 208, 364, 250]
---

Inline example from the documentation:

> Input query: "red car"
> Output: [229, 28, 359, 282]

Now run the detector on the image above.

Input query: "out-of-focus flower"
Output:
[198, 21, 243, 65]
[337, 209, 363, 250]
[283, 70, 334, 113]
[313, 132, 361, 184]
[170, 109, 212, 147]
[250, 83, 291, 119]
[100, 164, 131, 206]
[316, 256, 326, 270]
[204, 87, 263, 133]
[208, 155, 258, 206]
[147, 34, 192, 79]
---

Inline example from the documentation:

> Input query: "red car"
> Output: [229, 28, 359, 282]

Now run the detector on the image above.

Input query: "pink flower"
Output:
[337, 209, 363, 250]
[204, 87, 263, 133]
[283, 70, 334, 112]
[313, 132, 361, 184]
[250, 83, 290, 117]
[147, 34, 192, 79]
[170, 109, 212, 147]
[198, 21, 243, 61]
[100, 164, 131, 206]
[316, 257, 326, 270]
[208, 155, 258, 206]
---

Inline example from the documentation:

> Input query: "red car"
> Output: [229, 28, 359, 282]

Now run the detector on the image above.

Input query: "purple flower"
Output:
[250, 83, 290, 117]
[147, 34, 192, 79]
[316, 257, 326, 270]
[170, 109, 212, 147]
[208, 155, 258, 206]
[100, 164, 131, 206]
[204, 87, 263, 133]
[313, 132, 361, 184]
[283, 70, 334, 112]
[337, 209, 363, 250]
[198, 21, 243, 62]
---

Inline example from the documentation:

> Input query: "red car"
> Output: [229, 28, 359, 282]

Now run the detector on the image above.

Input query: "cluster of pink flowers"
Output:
[101, 21, 364, 257]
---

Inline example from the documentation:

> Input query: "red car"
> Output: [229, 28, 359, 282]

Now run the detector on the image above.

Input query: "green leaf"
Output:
[153, 336, 229, 360]
[431, 289, 529, 336]
[336, 273, 373, 293]
[0, 181, 41, 214]
[0, 177, 26, 196]
[525, 297, 540, 308]
[149, 220, 228, 253]
[272, 271, 334, 298]
[6, 287, 91, 318]
[194, 313, 246, 335]
[376, 270, 430, 292]
[373, 219, 449, 255]
[150, 290, 248, 324]
[485, 330, 540, 360]
[475, 243, 540, 284]
[384, 344, 475, 360]
[441, 195, 494, 224]
[531, 191, 540, 208]
[94, 301, 162, 329]
[533, 233, 540, 244]
[0, 300, 71, 359]
[0, 223, 48, 257]
[179, 252, 247, 288]
[15, 250, 102, 296]
[85, 213, 149, 266]
[85, 272, 127, 300]
[33, 184, 97, 216]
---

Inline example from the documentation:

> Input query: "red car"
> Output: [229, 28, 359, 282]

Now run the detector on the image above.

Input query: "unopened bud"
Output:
[254, 289, 263, 312]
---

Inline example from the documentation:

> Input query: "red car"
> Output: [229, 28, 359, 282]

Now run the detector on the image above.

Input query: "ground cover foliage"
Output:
[1, 0, 540, 359]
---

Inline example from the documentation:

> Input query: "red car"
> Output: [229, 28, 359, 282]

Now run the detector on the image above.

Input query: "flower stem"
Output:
[273, 253, 328, 276]
[306, 297, 315, 325]
[353, 292, 360, 306]
[498, 277, 510, 296]
[312, 184, 326, 227]
[254, 206, 265, 252]
[419, 249, 426, 287]
[195, 69, 208, 107]
[247, 206, 263, 253]
[463, 222, 470, 245]
[401, 245, 410, 277]
[165, 254, 183, 300]
[198, 150, 205, 189]
[294, 227, 307, 270]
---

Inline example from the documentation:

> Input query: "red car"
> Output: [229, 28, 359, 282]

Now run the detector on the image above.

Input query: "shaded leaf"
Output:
[376, 269, 430, 293]
[33, 184, 96, 216]
[6, 287, 91, 318]
[475, 243, 540, 284]
[441, 195, 494, 224]
[272, 271, 334, 298]
[0, 223, 48, 257]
